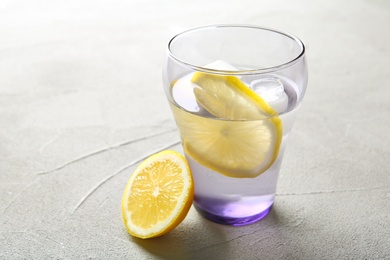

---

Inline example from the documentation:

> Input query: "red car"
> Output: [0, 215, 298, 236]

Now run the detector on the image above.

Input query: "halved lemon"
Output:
[170, 72, 282, 178]
[121, 150, 194, 239]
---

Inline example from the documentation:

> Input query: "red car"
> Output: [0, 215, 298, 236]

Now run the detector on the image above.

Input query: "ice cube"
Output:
[204, 60, 239, 72]
[250, 78, 288, 113]
[172, 73, 200, 112]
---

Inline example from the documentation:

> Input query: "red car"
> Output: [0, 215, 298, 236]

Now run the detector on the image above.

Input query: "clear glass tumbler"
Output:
[163, 25, 307, 226]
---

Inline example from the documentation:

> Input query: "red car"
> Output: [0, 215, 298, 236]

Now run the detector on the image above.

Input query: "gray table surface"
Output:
[1, 0, 389, 259]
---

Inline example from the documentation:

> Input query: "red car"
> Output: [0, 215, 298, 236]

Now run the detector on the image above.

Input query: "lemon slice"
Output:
[170, 72, 282, 178]
[192, 73, 278, 120]
[121, 150, 194, 239]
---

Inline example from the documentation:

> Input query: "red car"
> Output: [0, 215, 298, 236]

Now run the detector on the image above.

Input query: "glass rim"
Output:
[167, 24, 306, 75]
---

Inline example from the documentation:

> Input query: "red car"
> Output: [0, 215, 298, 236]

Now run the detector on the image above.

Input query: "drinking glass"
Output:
[163, 25, 307, 226]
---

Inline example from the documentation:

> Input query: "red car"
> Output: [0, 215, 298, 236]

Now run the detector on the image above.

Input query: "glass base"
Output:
[193, 202, 273, 226]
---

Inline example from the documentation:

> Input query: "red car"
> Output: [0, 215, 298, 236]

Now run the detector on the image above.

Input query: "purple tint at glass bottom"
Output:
[193, 196, 273, 226]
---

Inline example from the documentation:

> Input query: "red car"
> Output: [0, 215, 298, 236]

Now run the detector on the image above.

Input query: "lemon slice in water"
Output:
[171, 72, 283, 178]
[192, 73, 278, 120]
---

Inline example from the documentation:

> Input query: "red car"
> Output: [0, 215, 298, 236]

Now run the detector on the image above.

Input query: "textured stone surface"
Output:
[1, 0, 389, 259]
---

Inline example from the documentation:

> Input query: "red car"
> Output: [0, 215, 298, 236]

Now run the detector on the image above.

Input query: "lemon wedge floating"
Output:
[121, 150, 194, 239]
[171, 72, 282, 178]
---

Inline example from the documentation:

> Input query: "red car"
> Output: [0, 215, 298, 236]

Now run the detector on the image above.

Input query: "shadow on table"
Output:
[129, 205, 295, 259]
[129, 215, 229, 259]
